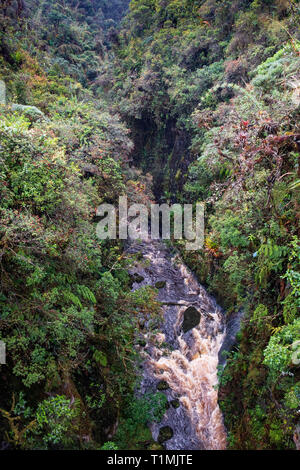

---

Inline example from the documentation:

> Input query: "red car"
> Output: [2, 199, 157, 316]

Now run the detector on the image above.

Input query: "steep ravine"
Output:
[128, 237, 227, 450]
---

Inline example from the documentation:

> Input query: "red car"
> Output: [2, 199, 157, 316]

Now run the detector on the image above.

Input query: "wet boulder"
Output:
[130, 273, 145, 284]
[157, 426, 173, 444]
[170, 399, 180, 409]
[182, 306, 201, 333]
[82, 164, 101, 178]
[137, 338, 146, 347]
[129, 273, 145, 288]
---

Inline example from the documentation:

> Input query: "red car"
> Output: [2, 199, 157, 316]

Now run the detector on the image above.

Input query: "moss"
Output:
[155, 281, 166, 289]
[132, 273, 145, 283]
[157, 381, 169, 391]
[157, 426, 173, 444]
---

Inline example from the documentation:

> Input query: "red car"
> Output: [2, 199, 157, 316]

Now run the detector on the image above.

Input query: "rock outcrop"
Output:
[181, 306, 201, 333]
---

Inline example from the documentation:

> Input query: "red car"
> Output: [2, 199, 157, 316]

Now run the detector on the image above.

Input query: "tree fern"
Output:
[256, 239, 288, 286]
[63, 290, 82, 310]
[75, 284, 97, 305]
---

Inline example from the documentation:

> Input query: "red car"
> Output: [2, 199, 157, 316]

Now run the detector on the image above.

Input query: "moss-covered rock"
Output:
[157, 426, 173, 444]
[157, 380, 169, 391]
[147, 442, 164, 450]
[155, 281, 166, 289]
[130, 273, 145, 285]
[170, 399, 180, 409]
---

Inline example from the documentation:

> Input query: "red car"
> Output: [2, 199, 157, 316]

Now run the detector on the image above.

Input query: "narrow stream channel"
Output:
[128, 237, 227, 450]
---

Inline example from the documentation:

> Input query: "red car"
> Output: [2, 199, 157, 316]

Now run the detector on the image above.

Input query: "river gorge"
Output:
[129, 237, 228, 450]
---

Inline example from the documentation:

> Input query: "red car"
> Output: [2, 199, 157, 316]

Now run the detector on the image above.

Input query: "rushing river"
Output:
[128, 238, 227, 450]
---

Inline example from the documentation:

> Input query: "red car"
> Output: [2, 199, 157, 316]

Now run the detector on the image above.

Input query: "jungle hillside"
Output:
[0, 0, 299, 451]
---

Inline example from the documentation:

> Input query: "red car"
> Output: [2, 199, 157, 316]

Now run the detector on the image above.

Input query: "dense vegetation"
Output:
[0, 0, 164, 451]
[103, 0, 300, 450]
[0, 0, 299, 450]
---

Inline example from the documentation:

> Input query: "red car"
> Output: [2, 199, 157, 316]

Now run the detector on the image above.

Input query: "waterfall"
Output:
[128, 238, 227, 450]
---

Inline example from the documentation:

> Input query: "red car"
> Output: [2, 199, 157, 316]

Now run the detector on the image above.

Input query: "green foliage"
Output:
[1, 0, 299, 453]
[115, 392, 168, 449]
[0, 10, 145, 447]
[282, 237, 300, 306]
[28, 396, 80, 449]
[263, 319, 300, 377]
[256, 240, 289, 287]
[175, 37, 299, 450]
[211, 212, 250, 249]
[252, 44, 300, 92]
[284, 383, 300, 410]
[250, 304, 270, 331]
[98, 271, 121, 314]
[93, 350, 108, 368]
[101, 441, 119, 450]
